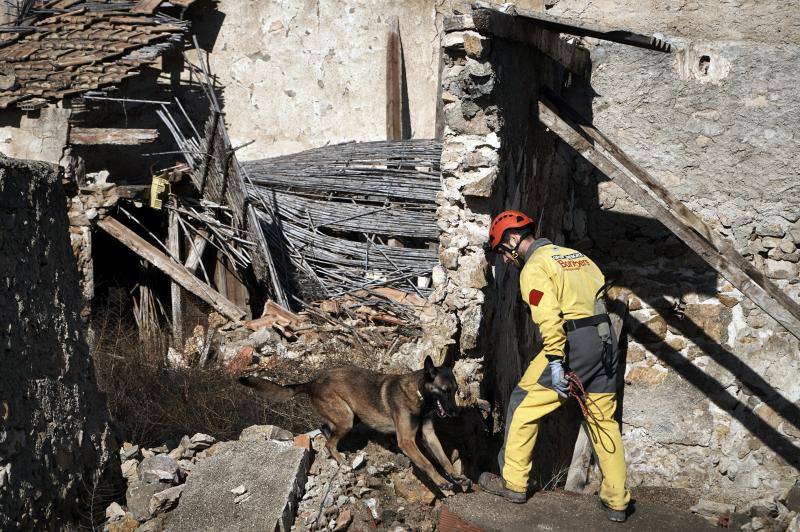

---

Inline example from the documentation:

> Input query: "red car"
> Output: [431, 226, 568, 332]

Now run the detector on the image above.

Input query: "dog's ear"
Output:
[424, 355, 436, 380]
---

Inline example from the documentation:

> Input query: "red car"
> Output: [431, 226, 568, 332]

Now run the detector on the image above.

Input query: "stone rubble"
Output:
[103, 433, 211, 531]
[688, 488, 800, 530]
[138, 455, 182, 484]
[292, 434, 438, 532]
[103, 422, 444, 532]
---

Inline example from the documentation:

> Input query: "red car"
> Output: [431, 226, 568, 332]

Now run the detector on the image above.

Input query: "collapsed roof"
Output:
[0, 0, 192, 110]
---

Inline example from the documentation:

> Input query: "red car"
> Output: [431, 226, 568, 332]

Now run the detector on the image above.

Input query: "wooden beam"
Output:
[97, 216, 245, 322]
[386, 16, 402, 141]
[213, 254, 249, 316]
[472, 1, 671, 53]
[69, 128, 158, 145]
[183, 231, 208, 273]
[471, 7, 591, 77]
[543, 87, 800, 333]
[434, 45, 445, 141]
[247, 204, 290, 309]
[565, 425, 593, 492]
[537, 99, 800, 340]
[167, 209, 183, 346]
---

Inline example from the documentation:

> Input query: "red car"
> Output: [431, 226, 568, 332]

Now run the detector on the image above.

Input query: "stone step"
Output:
[442, 488, 719, 532]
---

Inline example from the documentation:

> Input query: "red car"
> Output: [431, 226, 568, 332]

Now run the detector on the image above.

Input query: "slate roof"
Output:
[0, 1, 191, 110]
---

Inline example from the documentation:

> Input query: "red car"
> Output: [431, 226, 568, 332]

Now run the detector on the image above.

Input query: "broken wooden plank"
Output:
[357, 286, 427, 307]
[247, 204, 290, 309]
[214, 254, 249, 313]
[168, 209, 183, 346]
[386, 16, 403, 141]
[537, 99, 800, 340]
[69, 127, 158, 145]
[542, 87, 800, 335]
[183, 230, 208, 273]
[565, 424, 593, 493]
[473, 1, 671, 53]
[97, 216, 245, 321]
[261, 299, 303, 323]
[471, 6, 591, 77]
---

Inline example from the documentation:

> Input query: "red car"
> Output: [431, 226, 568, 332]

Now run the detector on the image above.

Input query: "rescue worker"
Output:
[477, 210, 631, 522]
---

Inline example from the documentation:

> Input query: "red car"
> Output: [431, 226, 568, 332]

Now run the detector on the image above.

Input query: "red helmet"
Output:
[487, 210, 535, 252]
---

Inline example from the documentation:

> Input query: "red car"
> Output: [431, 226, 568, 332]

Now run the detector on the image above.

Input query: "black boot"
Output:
[478, 472, 526, 504]
[598, 496, 627, 522]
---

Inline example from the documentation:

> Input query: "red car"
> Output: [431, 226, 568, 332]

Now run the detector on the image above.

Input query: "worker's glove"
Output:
[548, 359, 570, 398]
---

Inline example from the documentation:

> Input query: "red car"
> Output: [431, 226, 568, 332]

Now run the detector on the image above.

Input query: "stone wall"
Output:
[198, 0, 440, 160]
[546, 0, 800, 44]
[568, 37, 800, 502]
[431, 14, 591, 444]
[199, 0, 547, 161]
[0, 106, 70, 164]
[0, 155, 120, 529]
[432, 6, 799, 504]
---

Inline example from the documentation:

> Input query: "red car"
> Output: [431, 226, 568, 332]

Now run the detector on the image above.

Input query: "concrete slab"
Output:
[164, 439, 309, 532]
[444, 489, 719, 532]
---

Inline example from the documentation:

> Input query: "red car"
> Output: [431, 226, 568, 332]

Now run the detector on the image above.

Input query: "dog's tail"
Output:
[238, 375, 310, 402]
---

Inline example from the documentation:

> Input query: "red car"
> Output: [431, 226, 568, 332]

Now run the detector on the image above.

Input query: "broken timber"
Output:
[167, 208, 183, 345]
[69, 128, 158, 145]
[537, 97, 800, 341]
[97, 216, 245, 322]
[386, 16, 403, 141]
[472, 1, 672, 53]
[183, 230, 208, 273]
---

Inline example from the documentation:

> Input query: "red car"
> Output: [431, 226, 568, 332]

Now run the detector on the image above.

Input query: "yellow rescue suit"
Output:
[498, 238, 630, 511]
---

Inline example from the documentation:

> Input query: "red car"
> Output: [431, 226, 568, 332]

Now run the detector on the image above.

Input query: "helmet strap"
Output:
[509, 229, 533, 259]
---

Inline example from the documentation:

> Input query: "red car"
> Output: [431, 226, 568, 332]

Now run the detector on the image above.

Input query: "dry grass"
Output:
[90, 309, 318, 447]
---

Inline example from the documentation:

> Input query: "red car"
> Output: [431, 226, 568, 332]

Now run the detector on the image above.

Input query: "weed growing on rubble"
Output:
[89, 308, 318, 447]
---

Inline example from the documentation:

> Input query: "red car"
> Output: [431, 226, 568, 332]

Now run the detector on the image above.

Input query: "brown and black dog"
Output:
[239, 356, 470, 492]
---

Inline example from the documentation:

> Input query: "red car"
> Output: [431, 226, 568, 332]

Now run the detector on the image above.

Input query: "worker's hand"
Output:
[548, 359, 569, 398]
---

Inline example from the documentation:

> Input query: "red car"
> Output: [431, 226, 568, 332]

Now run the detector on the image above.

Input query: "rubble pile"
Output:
[295, 435, 439, 531]
[104, 433, 218, 532]
[690, 481, 800, 531]
[168, 288, 435, 378]
[102, 423, 444, 532]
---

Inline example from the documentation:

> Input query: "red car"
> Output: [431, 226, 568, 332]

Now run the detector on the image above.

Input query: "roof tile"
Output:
[0, 1, 187, 110]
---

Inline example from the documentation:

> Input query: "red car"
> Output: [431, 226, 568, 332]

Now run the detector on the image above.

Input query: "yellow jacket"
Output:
[519, 239, 605, 358]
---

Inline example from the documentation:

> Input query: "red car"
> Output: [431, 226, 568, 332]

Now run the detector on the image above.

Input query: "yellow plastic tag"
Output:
[149, 174, 170, 210]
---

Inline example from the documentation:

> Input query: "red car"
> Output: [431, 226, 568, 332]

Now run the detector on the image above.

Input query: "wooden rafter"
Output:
[537, 96, 800, 340]
[97, 216, 245, 322]
[69, 128, 158, 145]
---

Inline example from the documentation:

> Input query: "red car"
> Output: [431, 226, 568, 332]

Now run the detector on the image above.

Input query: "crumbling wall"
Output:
[0, 106, 70, 163]
[566, 38, 800, 502]
[0, 155, 120, 529]
[431, 14, 591, 467]
[546, 0, 800, 44]
[201, 0, 440, 160]
[202, 0, 547, 160]
[433, 6, 799, 503]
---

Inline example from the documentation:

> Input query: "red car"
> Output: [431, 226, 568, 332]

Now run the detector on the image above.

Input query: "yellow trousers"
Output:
[498, 355, 631, 511]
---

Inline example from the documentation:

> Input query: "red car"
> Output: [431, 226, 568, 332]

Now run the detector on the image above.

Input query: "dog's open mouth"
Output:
[436, 400, 449, 418]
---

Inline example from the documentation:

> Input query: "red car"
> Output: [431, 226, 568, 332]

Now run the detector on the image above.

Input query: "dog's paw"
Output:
[452, 474, 473, 492]
[437, 480, 455, 493]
